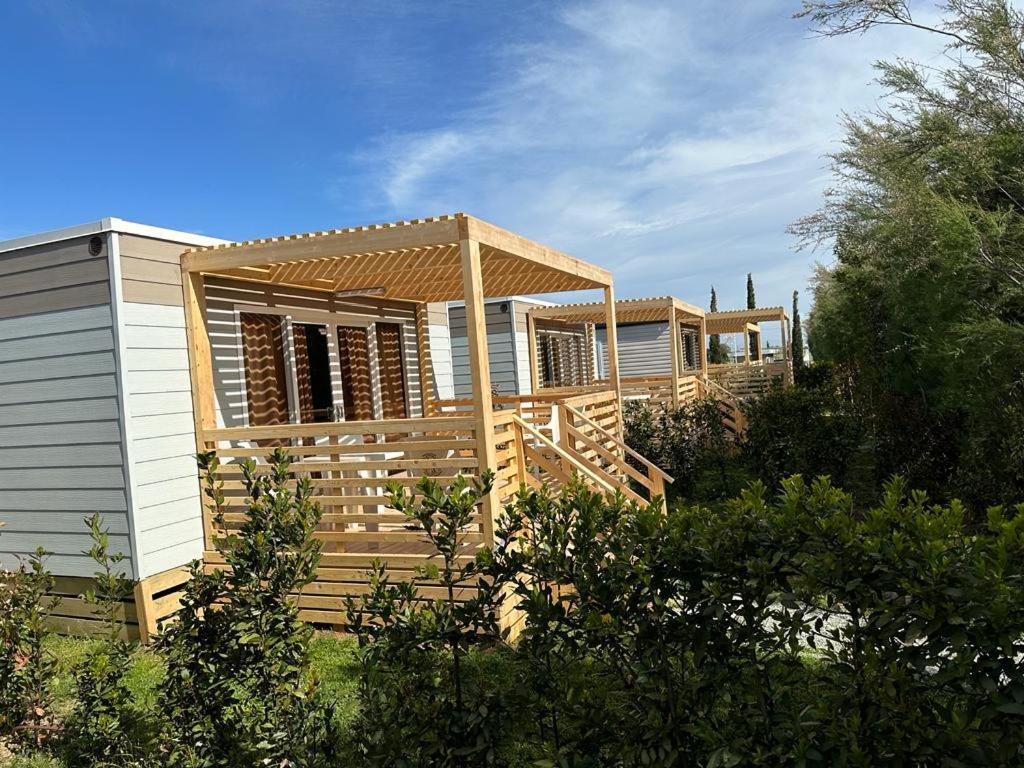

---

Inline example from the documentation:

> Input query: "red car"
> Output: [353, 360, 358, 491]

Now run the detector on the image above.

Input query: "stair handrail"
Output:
[511, 414, 618, 495]
[560, 403, 675, 486]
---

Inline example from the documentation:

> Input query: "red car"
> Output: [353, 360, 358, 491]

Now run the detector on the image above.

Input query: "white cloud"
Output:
[340, 0, 947, 326]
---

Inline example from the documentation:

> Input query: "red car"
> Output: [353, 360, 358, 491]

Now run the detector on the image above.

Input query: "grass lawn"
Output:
[3, 633, 362, 767]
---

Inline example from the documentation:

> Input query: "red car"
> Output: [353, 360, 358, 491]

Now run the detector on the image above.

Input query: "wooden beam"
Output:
[133, 578, 156, 645]
[180, 269, 216, 550]
[603, 286, 623, 444]
[668, 299, 681, 408]
[526, 310, 540, 394]
[463, 214, 612, 288]
[460, 238, 500, 543]
[699, 315, 708, 378]
[415, 303, 435, 416]
[181, 217, 462, 273]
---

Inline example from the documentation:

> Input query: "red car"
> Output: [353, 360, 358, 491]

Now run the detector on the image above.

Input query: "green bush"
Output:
[742, 368, 869, 501]
[488, 478, 1024, 765]
[345, 473, 509, 766]
[0, 547, 58, 749]
[157, 448, 336, 767]
[63, 514, 156, 766]
[623, 396, 747, 501]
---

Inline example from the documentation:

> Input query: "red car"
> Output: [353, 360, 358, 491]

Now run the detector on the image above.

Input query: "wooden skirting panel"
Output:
[28, 566, 189, 644]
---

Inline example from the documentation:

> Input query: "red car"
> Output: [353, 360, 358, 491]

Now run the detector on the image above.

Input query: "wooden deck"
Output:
[707, 360, 792, 398]
[180, 386, 667, 628]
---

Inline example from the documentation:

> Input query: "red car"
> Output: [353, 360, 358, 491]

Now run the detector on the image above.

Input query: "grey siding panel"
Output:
[120, 301, 203, 579]
[0, 444, 124, 469]
[0, 236, 110, 320]
[448, 303, 518, 398]
[595, 322, 672, 378]
[0, 351, 117, 384]
[0, 282, 130, 577]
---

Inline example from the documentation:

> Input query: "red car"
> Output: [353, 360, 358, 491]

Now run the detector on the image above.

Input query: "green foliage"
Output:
[63, 514, 155, 766]
[345, 472, 508, 766]
[708, 286, 731, 364]
[0, 547, 58, 748]
[791, 290, 804, 369]
[742, 367, 869, 500]
[157, 448, 336, 767]
[623, 396, 747, 501]
[793, 0, 1024, 506]
[492, 478, 1024, 766]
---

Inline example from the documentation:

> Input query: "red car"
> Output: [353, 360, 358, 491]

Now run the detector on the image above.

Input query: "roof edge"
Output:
[0, 217, 229, 254]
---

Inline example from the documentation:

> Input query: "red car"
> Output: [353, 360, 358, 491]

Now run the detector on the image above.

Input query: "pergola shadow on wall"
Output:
[706, 306, 792, 395]
[176, 213, 621, 628]
[528, 296, 707, 408]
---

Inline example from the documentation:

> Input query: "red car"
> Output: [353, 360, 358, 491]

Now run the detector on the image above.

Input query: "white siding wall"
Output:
[596, 322, 673, 379]
[425, 303, 454, 400]
[119, 302, 203, 578]
[0, 304, 132, 577]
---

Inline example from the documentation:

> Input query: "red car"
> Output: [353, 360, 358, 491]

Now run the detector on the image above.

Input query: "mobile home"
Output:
[1, 213, 669, 638]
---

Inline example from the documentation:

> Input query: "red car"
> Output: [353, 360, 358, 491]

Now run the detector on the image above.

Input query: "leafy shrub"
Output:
[742, 370, 868, 500]
[623, 396, 745, 501]
[489, 477, 1024, 765]
[345, 473, 508, 766]
[0, 547, 58, 748]
[63, 514, 156, 766]
[157, 448, 336, 767]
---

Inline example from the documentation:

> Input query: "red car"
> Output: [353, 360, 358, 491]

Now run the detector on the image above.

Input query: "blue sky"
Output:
[0, 1, 943, 318]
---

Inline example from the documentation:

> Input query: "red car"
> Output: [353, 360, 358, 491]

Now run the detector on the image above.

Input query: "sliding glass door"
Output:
[238, 311, 410, 427]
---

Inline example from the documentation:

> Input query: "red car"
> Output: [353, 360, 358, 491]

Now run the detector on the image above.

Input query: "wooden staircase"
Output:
[511, 402, 673, 509]
[700, 376, 748, 441]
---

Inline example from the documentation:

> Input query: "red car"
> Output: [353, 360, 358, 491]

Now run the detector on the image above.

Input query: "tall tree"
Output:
[791, 290, 804, 370]
[792, 0, 1024, 505]
[746, 274, 758, 359]
[708, 286, 729, 364]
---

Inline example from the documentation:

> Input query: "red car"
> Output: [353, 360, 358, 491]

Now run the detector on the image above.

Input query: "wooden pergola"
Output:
[528, 296, 707, 408]
[179, 213, 619, 554]
[706, 306, 789, 363]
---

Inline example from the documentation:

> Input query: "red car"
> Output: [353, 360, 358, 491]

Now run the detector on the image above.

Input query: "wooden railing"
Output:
[200, 414, 521, 551]
[619, 374, 702, 407]
[560, 403, 672, 506]
[707, 360, 791, 398]
[701, 376, 748, 440]
[197, 414, 522, 627]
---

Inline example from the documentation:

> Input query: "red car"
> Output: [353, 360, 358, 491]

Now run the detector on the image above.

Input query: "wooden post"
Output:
[668, 302, 681, 408]
[743, 326, 750, 364]
[133, 578, 156, 645]
[526, 310, 540, 394]
[699, 315, 709, 378]
[180, 269, 217, 551]
[603, 286, 623, 445]
[414, 304, 435, 416]
[460, 237, 499, 543]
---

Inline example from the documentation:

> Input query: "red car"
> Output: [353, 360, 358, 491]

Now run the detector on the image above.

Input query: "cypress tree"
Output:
[746, 274, 757, 359]
[791, 290, 804, 369]
[709, 286, 722, 364]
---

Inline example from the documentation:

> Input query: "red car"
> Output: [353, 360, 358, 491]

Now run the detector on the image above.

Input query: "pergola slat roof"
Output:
[706, 307, 787, 335]
[529, 296, 704, 325]
[181, 213, 611, 302]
